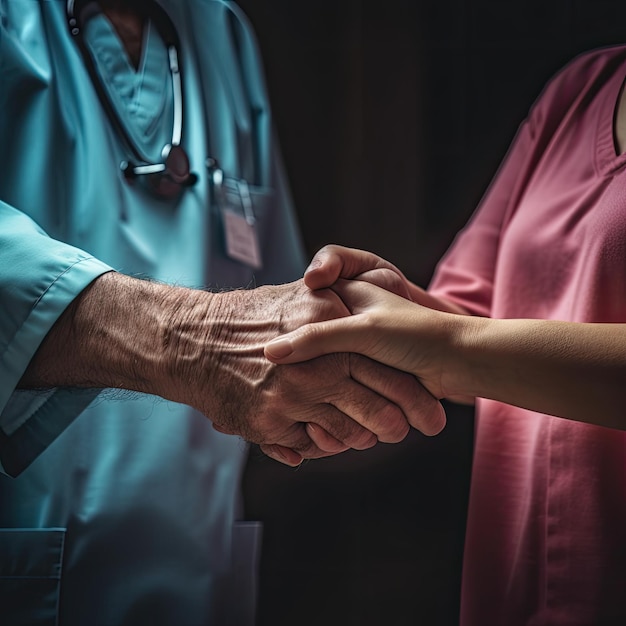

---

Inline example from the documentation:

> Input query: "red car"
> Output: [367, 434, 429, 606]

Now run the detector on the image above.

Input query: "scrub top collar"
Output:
[82, 12, 174, 164]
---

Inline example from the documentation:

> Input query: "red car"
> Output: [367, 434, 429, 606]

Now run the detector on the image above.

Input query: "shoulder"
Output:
[541, 45, 626, 105]
[525, 45, 626, 136]
[551, 45, 626, 93]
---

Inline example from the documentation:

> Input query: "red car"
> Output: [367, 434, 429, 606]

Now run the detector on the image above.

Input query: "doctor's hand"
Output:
[19, 272, 445, 466]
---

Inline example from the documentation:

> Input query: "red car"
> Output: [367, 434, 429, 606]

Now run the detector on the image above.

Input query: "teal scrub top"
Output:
[0, 1, 306, 624]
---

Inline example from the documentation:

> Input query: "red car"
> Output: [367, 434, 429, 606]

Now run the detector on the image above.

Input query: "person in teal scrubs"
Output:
[0, 2, 444, 624]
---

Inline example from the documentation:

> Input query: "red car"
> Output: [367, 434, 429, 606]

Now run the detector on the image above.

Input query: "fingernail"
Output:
[266, 337, 293, 359]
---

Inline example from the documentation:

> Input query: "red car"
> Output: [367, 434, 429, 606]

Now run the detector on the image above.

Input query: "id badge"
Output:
[222, 209, 262, 270]
[213, 169, 263, 270]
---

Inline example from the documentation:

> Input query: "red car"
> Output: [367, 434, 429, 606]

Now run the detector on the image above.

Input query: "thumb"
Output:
[303, 245, 406, 291]
[264, 316, 366, 364]
[303, 245, 346, 290]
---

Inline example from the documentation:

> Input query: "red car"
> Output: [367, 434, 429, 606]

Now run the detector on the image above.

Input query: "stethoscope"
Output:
[66, 0, 199, 197]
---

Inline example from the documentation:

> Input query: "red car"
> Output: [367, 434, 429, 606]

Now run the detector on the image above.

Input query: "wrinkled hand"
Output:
[18, 270, 445, 467]
[165, 279, 445, 466]
[265, 278, 462, 407]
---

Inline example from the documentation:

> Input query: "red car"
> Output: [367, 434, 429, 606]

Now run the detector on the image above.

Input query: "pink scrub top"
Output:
[429, 46, 626, 625]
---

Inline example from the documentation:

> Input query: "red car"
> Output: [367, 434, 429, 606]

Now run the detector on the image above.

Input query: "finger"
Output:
[265, 413, 367, 458]
[304, 244, 407, 291]
[323, 374, 411, 444]
[260, 443, 303, 466]
[308, 403, 378, 450]
[306, 423, 351, 453]
[354, 268, 411, 300]
[330, 277, 400, 313]
[264, 315, 368, 363]
[349, 355, 446, 437]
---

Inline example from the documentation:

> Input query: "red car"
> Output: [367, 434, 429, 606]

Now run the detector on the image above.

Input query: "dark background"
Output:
[237, 2, 626, 624]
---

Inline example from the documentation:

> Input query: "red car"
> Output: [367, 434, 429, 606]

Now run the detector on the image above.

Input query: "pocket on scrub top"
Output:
[0, 528, 66, 626]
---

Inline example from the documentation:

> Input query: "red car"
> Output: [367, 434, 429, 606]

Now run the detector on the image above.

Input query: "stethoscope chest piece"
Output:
[122, 144, 198, 197]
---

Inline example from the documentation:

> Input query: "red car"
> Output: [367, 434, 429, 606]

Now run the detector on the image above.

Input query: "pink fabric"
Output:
[429, 46, 626, 625]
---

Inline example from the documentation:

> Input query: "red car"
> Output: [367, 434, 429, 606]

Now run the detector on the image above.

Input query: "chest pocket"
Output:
[0, 528, 66, 626]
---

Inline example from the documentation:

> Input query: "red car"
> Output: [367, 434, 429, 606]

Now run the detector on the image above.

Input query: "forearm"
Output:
[17, 271, 268, 434]
[267, 279, 626, 429]
[18, 271, 213, 397]
[451, 316, 626, 428]
[404, 284, 623, 420]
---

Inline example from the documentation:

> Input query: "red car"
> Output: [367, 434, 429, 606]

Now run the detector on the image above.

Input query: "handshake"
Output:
[204, 243, 458, 467]
[27, 240, 617, 464]
[21, 244, 466, 467]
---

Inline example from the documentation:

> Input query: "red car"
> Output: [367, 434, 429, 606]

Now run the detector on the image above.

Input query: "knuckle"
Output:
[407, 387, 441, 422]
[316, 244, 334, 257]
[298, 323, 323, 344]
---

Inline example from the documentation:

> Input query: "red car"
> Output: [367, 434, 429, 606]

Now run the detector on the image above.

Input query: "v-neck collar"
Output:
[82, 13, 173, 162]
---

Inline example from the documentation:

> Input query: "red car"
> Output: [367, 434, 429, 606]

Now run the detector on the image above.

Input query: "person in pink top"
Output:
[265, 45, 626, 625]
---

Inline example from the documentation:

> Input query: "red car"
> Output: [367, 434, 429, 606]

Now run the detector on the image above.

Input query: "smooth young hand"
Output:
[266, 276, 626, 430]
[265, 278, 459, 400]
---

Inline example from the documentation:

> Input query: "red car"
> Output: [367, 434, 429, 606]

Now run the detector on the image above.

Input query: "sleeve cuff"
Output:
[0, 256, 113, 476]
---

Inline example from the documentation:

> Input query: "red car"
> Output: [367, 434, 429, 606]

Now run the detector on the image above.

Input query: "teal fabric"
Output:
[0, 529, 66, 626]
[82, 12, 175, 162]
[0, 1, 306, 624]
[0, 202, 113, 475]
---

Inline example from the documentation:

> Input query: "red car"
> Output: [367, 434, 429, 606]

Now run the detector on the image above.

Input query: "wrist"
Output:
[438, 313, 489, 401]
[156, 285, 234, 405]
